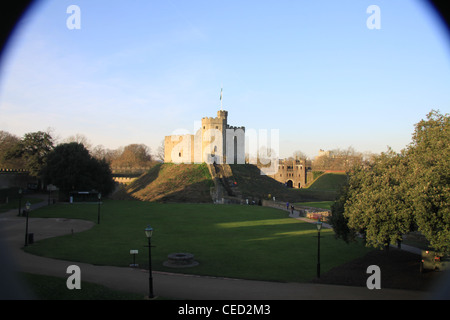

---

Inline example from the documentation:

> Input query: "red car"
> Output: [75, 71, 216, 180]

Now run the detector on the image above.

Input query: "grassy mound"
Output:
[113, 163, 213, 203]
[307, 173, 347, 191]
[229, 164, 344, 202]
[112, 163, 346, 204]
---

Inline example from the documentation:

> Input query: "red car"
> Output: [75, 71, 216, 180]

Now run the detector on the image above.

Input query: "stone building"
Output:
[269, 159, 312, 188]
[164, 110, 245, 164]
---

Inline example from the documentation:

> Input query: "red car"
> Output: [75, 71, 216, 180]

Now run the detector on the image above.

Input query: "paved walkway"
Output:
[0, 199, 430, 300]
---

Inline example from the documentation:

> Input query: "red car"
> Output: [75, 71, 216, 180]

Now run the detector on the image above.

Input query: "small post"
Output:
[316, 219, 323, 278]
[18, 188, 22, 216]
[97, 192, 102, 224]
[145, 226, 154, 299]
[130, 250, 139, 267]
[24, 201, 31, 246]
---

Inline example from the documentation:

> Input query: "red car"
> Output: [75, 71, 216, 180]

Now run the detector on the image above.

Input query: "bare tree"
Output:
[91, 144, 107, 160]
[155, 139, 165, 162]
[292, 150, 309, 160]
[62, 133, 92, 151]
[111, 144, 153, 169]
[0, 131, 24, 168]
[313, 147, 363, 171]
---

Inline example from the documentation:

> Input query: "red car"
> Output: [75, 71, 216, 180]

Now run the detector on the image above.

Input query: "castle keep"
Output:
[164, 108, 310, 189]
[164, 110, 245, 164]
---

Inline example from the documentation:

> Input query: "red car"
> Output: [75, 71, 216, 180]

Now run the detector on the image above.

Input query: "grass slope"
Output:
[113, 163, 346, 204]
[230, 164, 345, 202]
[307, 173, 347, 191]
[114, 163, 214, 203]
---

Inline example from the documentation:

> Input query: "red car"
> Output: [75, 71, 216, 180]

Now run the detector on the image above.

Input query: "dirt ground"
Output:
[311, 247, 446, 292]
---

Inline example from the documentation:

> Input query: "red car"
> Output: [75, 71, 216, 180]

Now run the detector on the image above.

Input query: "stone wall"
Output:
[113, 177, 136, 185]
[207, 163, 245, 204]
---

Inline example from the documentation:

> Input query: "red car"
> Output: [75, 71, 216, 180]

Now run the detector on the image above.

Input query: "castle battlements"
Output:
[226, 125, 245, 131]
[202, 110, 227, 119]
[201, 117, 221, 121]
[165, 110, 245, 164]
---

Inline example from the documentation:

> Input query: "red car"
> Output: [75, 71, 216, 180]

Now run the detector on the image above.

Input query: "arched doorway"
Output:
[286, 180, 293, 188]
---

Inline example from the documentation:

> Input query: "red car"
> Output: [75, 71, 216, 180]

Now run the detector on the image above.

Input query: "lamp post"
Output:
[97, 192, 102, 224]
[18, 188, 23, 216]
[316, 218, 323, 278]
[145, 225, 154, 299]
[24, 201, 31, 246]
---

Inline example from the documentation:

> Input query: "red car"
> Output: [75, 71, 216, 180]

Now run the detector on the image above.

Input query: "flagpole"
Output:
[220, 87, 223, 111]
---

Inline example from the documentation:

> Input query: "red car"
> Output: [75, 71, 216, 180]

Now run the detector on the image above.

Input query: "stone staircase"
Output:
[207, 163, 243, 204]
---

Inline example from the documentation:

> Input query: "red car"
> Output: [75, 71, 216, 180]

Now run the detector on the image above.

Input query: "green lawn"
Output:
[306, 173, 347, 191]
[24, 200, 371, 283]
[0, 196, 44, 213]
[294, 201, 334, 210]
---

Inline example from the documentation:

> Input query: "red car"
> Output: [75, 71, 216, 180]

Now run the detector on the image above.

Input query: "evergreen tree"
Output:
[43, 142, 115, 198]
[406, 110, 449, 254]
[331, 110, 449, 254]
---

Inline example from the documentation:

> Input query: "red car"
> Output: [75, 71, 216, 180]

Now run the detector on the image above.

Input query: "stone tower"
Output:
[164, 109, 245, 164]
[201, 110, 228, 163]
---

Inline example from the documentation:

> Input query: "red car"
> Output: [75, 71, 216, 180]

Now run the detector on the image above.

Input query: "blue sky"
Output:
[0, 0, 449, 159]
